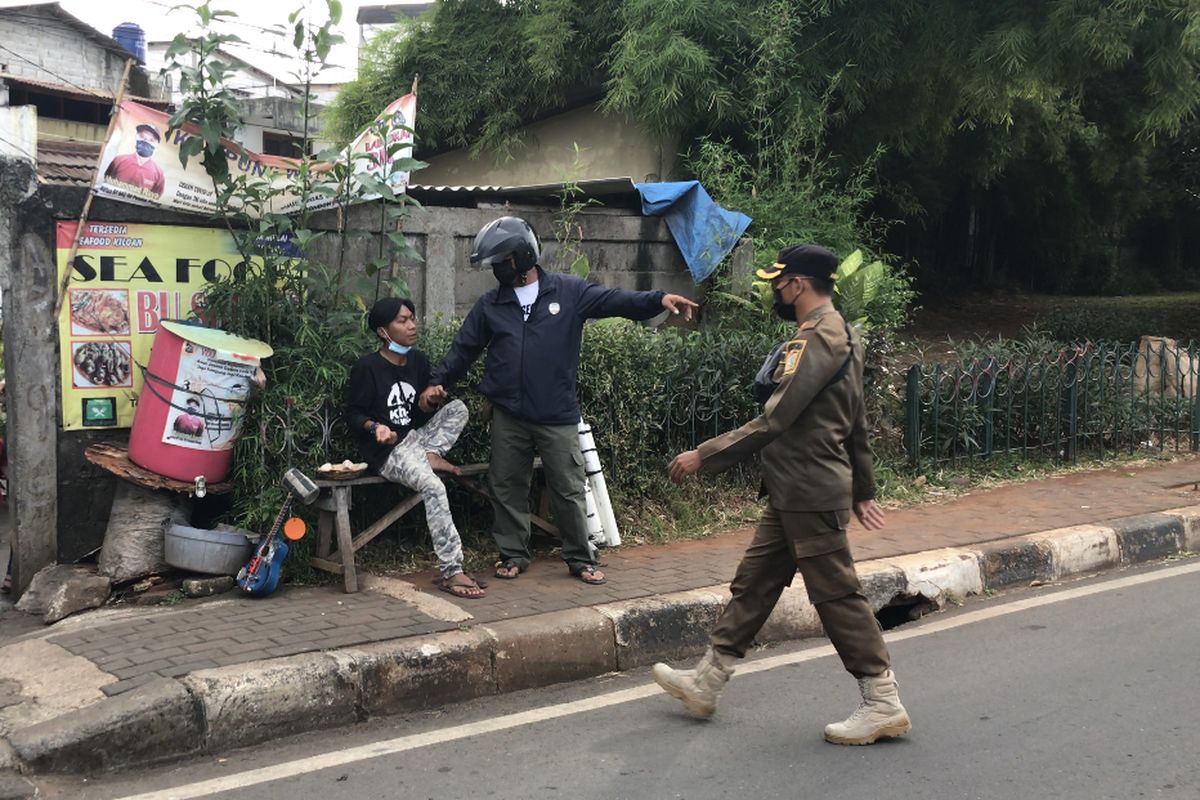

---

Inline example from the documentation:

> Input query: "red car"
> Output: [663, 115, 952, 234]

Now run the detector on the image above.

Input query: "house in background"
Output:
[145, 41, 337, 158]
[417, 95, 680, 188]
[0, 2, 167, 145]
[356, 3, 434, 49]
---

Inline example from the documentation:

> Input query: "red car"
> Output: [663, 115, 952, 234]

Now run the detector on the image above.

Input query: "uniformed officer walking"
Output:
[654, 244, 911, 746]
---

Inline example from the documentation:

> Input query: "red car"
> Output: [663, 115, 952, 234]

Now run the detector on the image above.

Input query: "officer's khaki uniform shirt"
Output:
[697, 304, 876, 511]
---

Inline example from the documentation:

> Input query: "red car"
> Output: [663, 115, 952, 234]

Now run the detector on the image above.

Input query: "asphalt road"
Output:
[39, 558, 1200, 800]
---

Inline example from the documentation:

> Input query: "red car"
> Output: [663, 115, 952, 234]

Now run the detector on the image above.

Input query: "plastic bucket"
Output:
[128, 320, 273, 483]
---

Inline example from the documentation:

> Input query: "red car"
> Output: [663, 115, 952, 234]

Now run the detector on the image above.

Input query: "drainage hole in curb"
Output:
[875, 594, 937, 631]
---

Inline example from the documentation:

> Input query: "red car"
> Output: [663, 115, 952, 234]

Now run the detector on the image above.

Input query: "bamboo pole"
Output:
[52, 58, 135, 319]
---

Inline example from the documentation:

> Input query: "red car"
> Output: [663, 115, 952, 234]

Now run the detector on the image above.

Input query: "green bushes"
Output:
[416, 317, 777, 506]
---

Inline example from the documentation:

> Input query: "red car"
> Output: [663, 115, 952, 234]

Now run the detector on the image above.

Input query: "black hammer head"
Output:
[282, 468, 319, 505]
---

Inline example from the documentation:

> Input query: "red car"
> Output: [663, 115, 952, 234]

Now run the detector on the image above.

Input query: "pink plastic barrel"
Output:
[128, 321, 272, 483]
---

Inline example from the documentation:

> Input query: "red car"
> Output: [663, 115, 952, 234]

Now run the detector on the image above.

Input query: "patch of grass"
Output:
[614, 476, 763, 546]
[877, 450, 1198, 508]
[157, 590, 186, 607]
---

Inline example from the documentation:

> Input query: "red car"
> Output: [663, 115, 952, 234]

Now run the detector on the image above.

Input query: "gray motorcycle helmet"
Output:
[469, 216, 540, 271]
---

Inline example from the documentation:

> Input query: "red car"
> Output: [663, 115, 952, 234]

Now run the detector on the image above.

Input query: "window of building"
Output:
[261, 131, 305, 159]
[6, 88, 107, 125]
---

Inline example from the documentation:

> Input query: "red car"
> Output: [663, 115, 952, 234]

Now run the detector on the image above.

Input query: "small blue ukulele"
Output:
[237, 468, 318, 597]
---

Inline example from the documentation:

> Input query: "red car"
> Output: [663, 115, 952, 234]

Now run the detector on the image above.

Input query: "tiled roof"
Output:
[37, 138, 100, 186]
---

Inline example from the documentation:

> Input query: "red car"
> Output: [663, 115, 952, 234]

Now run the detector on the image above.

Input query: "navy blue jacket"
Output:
[430, 267, 666, 425]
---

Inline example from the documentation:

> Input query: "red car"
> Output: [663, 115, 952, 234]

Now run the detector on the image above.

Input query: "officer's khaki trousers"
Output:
[710, 505, 890, 678]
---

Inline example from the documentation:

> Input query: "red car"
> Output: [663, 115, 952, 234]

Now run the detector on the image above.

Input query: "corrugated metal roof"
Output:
[36, 138, 100, 186]
[408, 177, 641, 207]
[0, 73, 169, 109]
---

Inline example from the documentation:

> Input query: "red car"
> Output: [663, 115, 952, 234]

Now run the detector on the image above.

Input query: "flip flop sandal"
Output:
[573, 565, 607, 585]
[432, 573, 489, 589]
[435, 575, 486, 599]
[494, 559, 524, 579]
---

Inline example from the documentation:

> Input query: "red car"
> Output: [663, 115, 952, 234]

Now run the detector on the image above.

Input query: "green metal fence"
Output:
[903, 339, 1200, 468]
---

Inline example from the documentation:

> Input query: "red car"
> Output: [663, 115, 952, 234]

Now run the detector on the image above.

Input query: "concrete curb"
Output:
[7, 505, 1198, 774]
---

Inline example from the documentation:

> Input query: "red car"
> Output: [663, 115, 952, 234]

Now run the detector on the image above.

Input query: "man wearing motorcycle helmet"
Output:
[422, 216, 698, 584]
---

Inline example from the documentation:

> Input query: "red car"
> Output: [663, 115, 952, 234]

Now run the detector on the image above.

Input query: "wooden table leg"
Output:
[334, 487, 358, 593]
[316, 508, 333, 559]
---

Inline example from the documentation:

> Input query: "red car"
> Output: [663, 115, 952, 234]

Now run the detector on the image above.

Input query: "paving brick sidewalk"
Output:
[41, 458, 1200, 696]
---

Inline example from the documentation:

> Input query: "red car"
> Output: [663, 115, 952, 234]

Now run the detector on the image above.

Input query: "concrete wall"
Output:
[5, 184, 700, 564]
[37, 118, 106, 144]
[0, 105, 35, 160]
[0, 6, 148, 96]
[420, 104, 679, 187]
[306, 202, 697, 320]
[1, 110, 59, 592]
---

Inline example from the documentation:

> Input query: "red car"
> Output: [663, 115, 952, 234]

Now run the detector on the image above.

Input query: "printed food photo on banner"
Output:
[69, 288, 131, 336]
[72, 341, 133, 389]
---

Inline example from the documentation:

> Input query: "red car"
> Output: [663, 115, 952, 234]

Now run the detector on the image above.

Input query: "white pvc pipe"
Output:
[583, 476, 606, 547]
[577, 419, 621, 547]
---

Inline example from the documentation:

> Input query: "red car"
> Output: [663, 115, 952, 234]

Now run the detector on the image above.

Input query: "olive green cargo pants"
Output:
[710, 505, 890, 678]
[488, 406, 595, 572]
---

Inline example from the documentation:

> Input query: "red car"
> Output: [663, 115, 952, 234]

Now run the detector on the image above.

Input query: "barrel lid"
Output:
[160, 320, 274, 363]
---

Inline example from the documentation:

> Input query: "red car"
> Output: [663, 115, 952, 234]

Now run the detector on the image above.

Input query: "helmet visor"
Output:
[472, 250, 513, 268]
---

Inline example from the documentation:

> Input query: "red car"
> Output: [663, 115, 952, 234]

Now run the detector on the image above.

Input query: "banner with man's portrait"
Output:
[93, 93, 418, 217]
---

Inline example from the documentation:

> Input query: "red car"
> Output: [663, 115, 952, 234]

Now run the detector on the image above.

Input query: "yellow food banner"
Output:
[56, 222, 256, 430]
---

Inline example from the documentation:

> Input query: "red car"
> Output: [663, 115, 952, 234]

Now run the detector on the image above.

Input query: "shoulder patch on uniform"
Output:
[782, 339, 807, 376]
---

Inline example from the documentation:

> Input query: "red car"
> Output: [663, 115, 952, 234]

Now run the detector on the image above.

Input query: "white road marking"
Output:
[115, 559, 1200, 800]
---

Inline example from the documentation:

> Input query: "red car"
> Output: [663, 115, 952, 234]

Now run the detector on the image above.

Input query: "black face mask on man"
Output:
[772, 285, 797, 321]
[492, 256, 521, 287]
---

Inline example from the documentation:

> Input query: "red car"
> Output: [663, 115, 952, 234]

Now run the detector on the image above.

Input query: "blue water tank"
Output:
[112, 22, 147, 64]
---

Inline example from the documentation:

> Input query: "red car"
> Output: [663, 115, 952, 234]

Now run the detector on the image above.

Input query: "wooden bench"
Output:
[310, 459, 556, 592]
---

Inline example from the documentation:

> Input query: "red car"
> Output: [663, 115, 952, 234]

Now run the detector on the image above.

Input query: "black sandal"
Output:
[573, 565, 607, 585]
[494, 559, 523, 579]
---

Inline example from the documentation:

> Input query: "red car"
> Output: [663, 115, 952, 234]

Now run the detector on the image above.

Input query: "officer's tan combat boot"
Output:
[823, 668, 912, 745]
[652, 647, 736, 718]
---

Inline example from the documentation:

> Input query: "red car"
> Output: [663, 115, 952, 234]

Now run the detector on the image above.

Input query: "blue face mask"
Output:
[135, 140, 156, 158]
[385, 335, 411, 355]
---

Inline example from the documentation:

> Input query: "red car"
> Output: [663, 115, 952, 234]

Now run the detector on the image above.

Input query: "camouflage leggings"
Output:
[379, 399, 468, 579]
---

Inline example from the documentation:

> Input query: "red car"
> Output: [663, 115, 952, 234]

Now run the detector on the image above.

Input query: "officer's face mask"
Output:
[135, 139, 156, 158]
[772, 277, 801, 321]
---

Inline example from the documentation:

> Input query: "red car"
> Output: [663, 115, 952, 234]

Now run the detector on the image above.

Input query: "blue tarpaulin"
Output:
[635, 180, 752, 284]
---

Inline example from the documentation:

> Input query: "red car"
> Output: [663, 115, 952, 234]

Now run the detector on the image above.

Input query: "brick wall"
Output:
[0, 7, 133, 94]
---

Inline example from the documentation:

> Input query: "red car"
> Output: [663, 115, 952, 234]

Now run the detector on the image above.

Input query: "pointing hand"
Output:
[661, 293, 699, 322]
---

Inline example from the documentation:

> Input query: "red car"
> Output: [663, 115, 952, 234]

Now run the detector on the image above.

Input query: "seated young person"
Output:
[345, 298, 484, 598]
